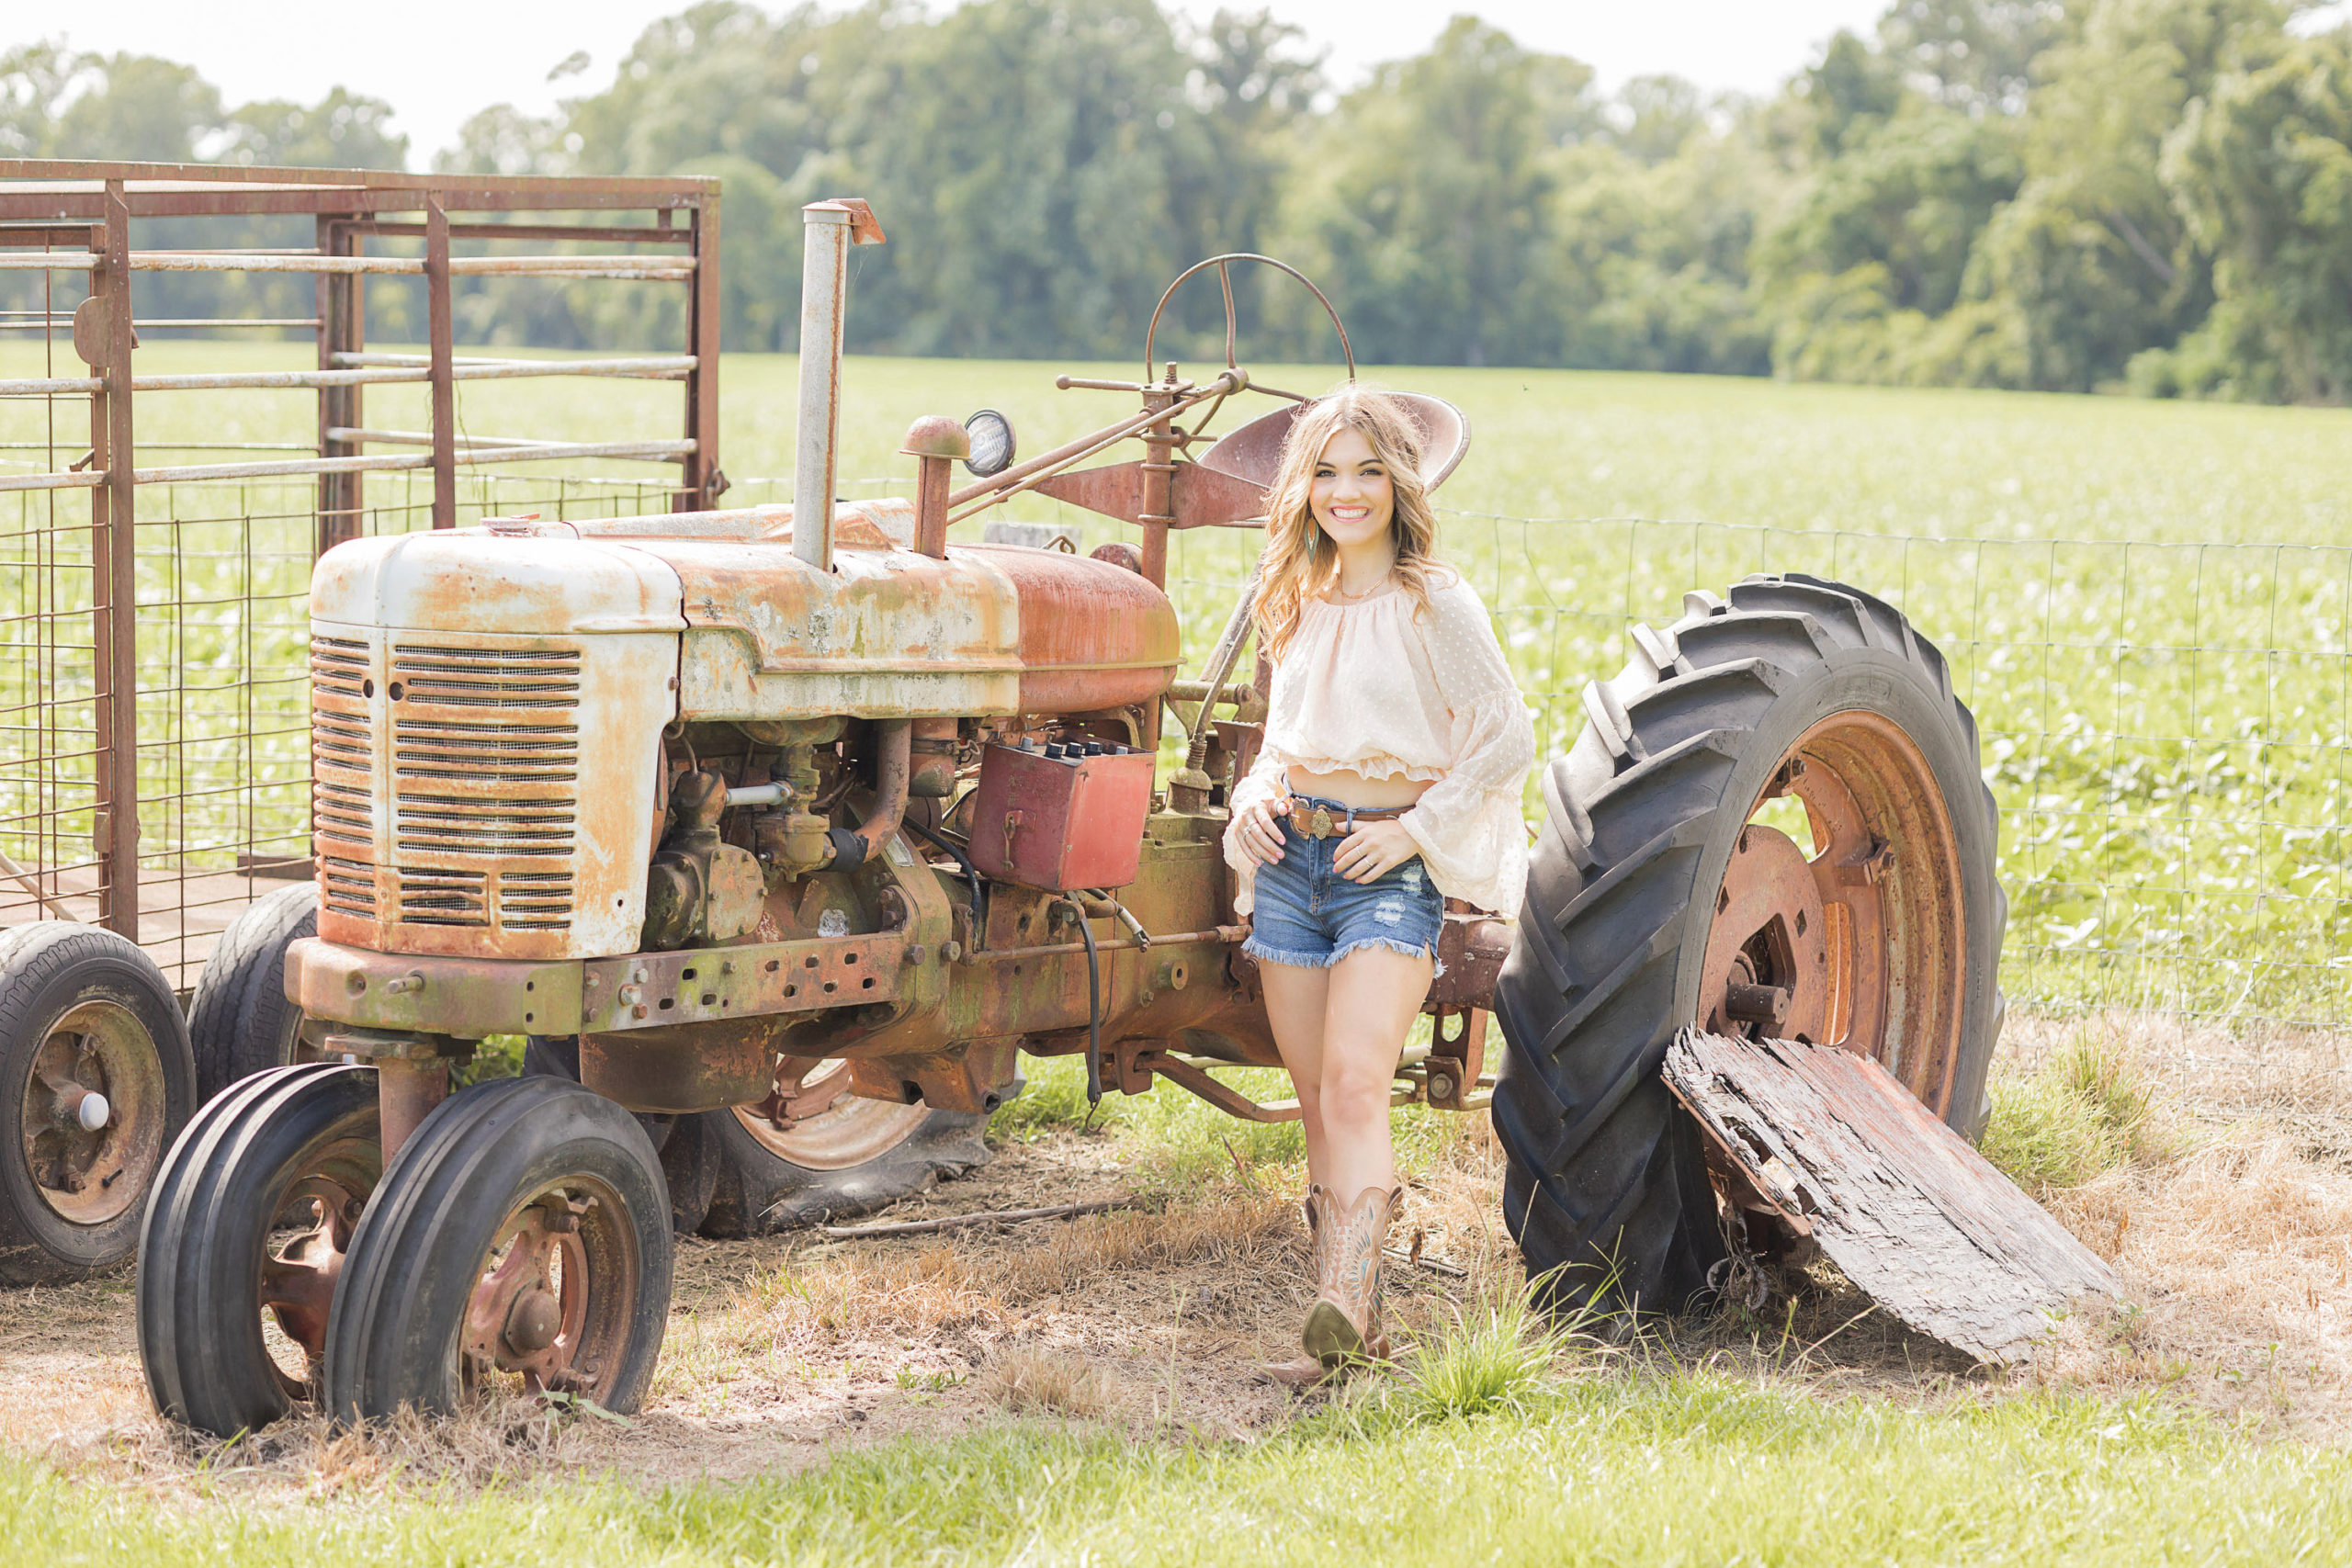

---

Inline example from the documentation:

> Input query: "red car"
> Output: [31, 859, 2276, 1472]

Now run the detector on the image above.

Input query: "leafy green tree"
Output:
[1544, 119, 1780, 374]
[222, 89, 408, 169]
[0, 44, 224, 161]
[2150, 26, 2352, 398]
[1272, 17, 1566, 366]
[1755, 104, 2024, 380]
[1956, 0, 2290, 390]
[1796, 30, 1909, 159]
[1878, 0, 2071, 111]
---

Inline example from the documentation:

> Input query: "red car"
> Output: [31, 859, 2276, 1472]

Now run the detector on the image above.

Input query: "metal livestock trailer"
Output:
[0, 159, 723, 1281]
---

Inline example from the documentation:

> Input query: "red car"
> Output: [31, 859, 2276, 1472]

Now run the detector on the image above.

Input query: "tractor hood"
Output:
[311, 518, 1179, 722]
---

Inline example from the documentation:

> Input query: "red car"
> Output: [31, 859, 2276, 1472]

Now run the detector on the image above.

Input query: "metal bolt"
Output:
[1724, 982, 1792, 1032]
[1429, 1071, 1457, 1103]
[383, 972, 424, 996]
[903, 944, 926, 965]
[942, 940, 964, 963]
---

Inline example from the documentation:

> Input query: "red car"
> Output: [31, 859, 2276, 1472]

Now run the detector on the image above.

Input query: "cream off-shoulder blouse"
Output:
[1223, 569, 1537, 920]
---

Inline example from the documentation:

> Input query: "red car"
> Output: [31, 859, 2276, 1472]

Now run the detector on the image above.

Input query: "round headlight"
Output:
[963, 409, 1016, 479]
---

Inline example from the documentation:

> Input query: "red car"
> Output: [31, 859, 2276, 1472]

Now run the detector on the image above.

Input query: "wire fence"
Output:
[0, 471, 678, 986]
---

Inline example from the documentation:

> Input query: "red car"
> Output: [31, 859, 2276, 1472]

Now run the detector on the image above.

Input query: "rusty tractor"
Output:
[134, 200, 2004, 1435]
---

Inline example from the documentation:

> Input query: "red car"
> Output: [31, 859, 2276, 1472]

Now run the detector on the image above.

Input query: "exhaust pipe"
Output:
[793, 198, 887, 573]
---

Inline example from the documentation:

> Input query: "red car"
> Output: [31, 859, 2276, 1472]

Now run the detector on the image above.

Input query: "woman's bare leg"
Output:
[1317, 944, 1435, 1200]
[1260, 962, 1333, 1189]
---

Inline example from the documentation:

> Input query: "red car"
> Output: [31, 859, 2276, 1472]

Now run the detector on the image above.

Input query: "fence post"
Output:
[316, 213, 365, 553]
[425, 195, 455, 529]
[92, 181, 139, 939]
[681, 193, 721, 512]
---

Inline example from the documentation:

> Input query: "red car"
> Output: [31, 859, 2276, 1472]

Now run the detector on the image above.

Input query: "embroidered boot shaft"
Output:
[1300, 1184, 1401, 1365]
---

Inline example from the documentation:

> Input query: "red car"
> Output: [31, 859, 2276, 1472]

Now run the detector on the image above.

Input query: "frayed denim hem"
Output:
[1244, 935, 1443, 972]
[1241, 937, 1342, 970]
[1330, 936, 1442, 972]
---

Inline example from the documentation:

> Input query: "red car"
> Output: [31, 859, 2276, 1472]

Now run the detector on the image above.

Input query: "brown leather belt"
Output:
[1288, 802, 1411, 840]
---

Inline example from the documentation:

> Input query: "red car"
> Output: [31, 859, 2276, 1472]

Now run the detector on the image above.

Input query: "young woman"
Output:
[1223, 386, 1535, 1381]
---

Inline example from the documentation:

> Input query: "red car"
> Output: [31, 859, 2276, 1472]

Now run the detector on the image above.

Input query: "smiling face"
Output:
[1308, 425, 1396, 553]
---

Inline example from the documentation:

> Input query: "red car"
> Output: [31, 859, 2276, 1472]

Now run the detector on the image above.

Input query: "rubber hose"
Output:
[1058, 897, 1103, 1106]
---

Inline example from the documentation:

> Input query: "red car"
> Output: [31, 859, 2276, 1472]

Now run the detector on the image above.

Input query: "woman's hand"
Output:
[1232, 792, 1293, 867]
[1333, 818, 1419, 883]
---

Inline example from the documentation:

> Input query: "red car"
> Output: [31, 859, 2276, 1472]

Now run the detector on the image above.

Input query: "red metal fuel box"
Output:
[967, 740, 1156, 891]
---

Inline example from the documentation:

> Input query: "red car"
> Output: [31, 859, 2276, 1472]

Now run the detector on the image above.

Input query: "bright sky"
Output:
[22, 0, 1894, 166]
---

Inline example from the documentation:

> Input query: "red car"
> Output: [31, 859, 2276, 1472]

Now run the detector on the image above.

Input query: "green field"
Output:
[11, 346, 2352, 1015]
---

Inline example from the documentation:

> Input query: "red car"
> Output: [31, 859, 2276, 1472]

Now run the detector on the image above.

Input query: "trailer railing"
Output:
[0, 160, 722, 987]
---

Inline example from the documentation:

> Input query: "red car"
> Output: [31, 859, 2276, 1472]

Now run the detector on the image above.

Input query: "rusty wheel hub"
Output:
[22, 999, 164, 1227]
[461, 1180, 635, 1400]
[258, 1176, 366, 1395]
[735, 1055, 930, 1171]
[1701, 711, 1967, 1115]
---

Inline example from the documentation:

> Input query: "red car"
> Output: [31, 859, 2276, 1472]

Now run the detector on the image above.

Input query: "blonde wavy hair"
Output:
[1252, 385, 1442, 663]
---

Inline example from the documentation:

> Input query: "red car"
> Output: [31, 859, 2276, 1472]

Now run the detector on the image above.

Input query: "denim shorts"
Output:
[1242, 795, 1445, 970]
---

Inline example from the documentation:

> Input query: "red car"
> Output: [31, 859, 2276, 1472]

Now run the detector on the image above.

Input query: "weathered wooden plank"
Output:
[1663, 1028, 2121, 1362]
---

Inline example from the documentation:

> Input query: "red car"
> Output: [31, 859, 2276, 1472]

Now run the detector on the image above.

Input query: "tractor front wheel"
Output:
[138, 1063, 380, 1436]
[1493, 574, 2006, 1314]
[322, 1076, 672, 1423]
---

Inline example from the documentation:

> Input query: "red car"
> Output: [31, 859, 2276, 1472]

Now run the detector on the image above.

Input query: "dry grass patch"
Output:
[50, 1396, 605, 1498]
[981, 1349, 1115, 1419]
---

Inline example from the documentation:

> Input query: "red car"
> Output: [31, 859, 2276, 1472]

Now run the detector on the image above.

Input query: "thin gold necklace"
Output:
[1329, 571, 1392, 604]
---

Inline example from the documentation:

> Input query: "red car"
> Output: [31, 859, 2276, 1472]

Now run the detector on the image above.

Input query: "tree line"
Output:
[7, 1, 2352, 400]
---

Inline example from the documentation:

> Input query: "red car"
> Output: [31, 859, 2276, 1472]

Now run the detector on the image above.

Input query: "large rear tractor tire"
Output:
[1493, 573, 2005, 1314]
[138, 1063, 380, 1436]
[187, 883, 318, 1101]
[323, 1076, 672, 1423]
[0, 924, 197, 1283]
[697, 1058, 992, 1237]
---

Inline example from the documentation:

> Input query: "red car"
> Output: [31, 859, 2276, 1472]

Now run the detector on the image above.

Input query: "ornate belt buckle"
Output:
[1306, 806, 1335, 838]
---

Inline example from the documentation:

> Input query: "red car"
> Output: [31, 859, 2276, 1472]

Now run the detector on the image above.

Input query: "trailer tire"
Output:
[138, 1062, 379, 1436]
[697, 1068, 993, 1237]
[324, 1075, 671, 1424]
[0, 923, 197, 1284]
[187, 883, 317, 1100]
[1492, 573, 2005, 1316]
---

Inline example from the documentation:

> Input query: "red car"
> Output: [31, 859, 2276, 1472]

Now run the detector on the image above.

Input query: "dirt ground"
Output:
[4, 1010, 2348, 1497]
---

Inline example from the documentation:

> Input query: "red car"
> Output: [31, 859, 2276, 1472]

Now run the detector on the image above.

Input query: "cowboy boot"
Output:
[1260, 1185, 1337, 1386]
[1301, 1185, 1401, 1366]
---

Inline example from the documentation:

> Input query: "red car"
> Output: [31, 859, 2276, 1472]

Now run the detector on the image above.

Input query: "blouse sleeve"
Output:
[1399, 578, 1537, 919]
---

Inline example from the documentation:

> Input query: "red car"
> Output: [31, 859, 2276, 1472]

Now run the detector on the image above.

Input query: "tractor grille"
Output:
[389, 643, 582, 708]
[311, 635, 377, 919]
[390, 644, 580, 932]
[319, 854, 378, 920]
[308, 614, 670, 961]
[396, 866, 489, 927]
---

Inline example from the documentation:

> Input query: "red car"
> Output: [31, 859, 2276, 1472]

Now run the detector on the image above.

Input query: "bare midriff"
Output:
[1285, 764, 1433, 811]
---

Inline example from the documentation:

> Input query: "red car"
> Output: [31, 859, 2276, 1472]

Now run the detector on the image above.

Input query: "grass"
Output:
[2, 1377, 2345, 1564]
[3, 1013, 2344, 1559]
[1982, 1033, 2166, 1196]
[991, 1052, 1476, 1199]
